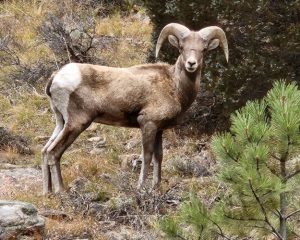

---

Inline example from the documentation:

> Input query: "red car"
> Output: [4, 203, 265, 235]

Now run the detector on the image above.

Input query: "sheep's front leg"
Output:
[152, 131, 163, 189]
[138, 121, 157, 190]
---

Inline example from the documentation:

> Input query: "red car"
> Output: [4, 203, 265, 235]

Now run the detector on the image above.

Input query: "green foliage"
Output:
[160, 194, 222, 240]
[159, 216, 183, 239]
[143, 0, 300, 133]
[160, 81, 300, 239]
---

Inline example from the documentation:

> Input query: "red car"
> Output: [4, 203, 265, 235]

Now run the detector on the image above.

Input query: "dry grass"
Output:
[0, 1, 216, 239]
[96, 13, 152, 41]
[95, 12, 152, 67]
[45, 215, 103, 239]
[0, 0, 53, 64]
[62, 152, 119, 188]
[4, 93, 52, 138]
[0, 147, 20, 164]
[0, 95, 11, 116]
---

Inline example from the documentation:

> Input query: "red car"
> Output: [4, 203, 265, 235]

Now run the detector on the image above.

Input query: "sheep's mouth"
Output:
[186, 66, 197, 72]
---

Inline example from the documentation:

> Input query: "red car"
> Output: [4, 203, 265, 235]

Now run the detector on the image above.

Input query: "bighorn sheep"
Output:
[42, 23, 228, 194]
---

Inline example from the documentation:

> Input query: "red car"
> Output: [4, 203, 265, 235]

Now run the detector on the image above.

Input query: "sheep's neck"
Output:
[173, 57, 201, 112]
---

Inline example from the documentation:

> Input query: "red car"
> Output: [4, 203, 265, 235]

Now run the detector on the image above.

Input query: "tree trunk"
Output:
[279, 192, 287, 240]
[279, 157, 287, 240]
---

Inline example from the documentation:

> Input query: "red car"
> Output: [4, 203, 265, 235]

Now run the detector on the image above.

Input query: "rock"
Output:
[98, 221, 116, 231]
[34, 135, 49, 142]
[0, 200, 45, 239]
[40, 209, 69, 221]
[69, 177, 90, 193]
[0, 163, 29, 169]
[89, 148, 105, 155]
[0, 167, 42, 199]
[120, 154, 142, 170]
[69, 177, 103, 202]
[88, 202, 105, 215]
[88, 136, 106, 154]
[86, 123, 98, 132]
[168, 154, 210, 177]
[87, 136, 106, 145]
[125, 139, 140, 150]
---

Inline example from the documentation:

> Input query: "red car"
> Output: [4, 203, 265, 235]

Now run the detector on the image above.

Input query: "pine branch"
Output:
[286, 209, 300, 219]
[248, 225, 270, 231]
[256, 157, 261, 177]
[208, 218, 233, 240]
[280, 136, 291, 164]
[271, 154, 281, 161]
[244, 128, 252, 143]
[291, 230, 300, 238]
[198, 225, 204, 240]
[273, 209, 282, 218]
[222, 145, 239, 162]
[248, 180, 283, 240]
[176, 234, 188, 240]
[265, 162, 280, 178]
[195, 206, 233, 240]
[285, 169, 300, 181]
[224, 214, 264, 222]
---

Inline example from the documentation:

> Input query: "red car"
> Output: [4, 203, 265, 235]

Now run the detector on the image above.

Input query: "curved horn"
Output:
[198, 26, 229, 62]
[155, 23, 190, 58]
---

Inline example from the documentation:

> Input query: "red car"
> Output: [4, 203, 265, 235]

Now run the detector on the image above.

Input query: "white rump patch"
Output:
[52, 63, 82, 92]
[50, 63, 82, 124]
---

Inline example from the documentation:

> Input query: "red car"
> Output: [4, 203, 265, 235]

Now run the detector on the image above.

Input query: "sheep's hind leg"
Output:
[42, 106, 64, 195]
[152, 131, 163, 189]
[137, 121, 157, 190]
[45, 117, 92, 194]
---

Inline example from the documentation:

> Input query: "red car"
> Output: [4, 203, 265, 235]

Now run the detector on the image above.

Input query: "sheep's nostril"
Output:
[188, 61, 196, 67]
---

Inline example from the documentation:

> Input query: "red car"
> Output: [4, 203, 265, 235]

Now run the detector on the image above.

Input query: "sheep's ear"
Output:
[168, 35, 179, 48]
[207, 39, 220, 51]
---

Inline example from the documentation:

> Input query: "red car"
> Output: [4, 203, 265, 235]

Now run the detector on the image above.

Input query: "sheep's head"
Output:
[155, 23, 229, 73]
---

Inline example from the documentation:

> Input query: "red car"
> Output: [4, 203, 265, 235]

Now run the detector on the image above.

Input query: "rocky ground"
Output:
[0, 132, 216, 239]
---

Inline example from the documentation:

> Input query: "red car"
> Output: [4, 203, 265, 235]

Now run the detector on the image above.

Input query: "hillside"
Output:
[0, 1, 217, 239]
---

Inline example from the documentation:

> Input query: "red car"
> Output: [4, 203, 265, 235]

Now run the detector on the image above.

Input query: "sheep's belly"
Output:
[93, 112, 139, 128]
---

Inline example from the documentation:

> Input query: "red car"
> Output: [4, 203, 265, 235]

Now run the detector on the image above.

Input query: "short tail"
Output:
[45, 72, 56, 97]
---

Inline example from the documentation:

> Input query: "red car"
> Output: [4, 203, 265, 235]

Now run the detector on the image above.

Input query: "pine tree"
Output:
[160, 81, 300, 240]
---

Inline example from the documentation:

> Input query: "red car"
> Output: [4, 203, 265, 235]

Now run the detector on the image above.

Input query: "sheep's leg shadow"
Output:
[152, 131, 163, 189]
[42, 153, 52, 194]
[137, 121, 157, 190]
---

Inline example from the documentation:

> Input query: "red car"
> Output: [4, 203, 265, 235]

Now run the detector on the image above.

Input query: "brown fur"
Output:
[41, 24, 228, 194]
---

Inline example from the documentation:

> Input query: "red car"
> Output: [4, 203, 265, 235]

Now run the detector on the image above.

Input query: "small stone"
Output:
[88, 202, 105, 215]
[120, 154, 141, 170]
[125, 139, 140, 150]
[86, 123, 98, 132]
[34, 136, 49, 142]
[98, 220, 116, 230]
[87, 136, 105, 143]
[89, 148, 105, 155]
